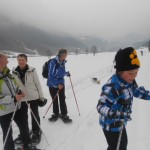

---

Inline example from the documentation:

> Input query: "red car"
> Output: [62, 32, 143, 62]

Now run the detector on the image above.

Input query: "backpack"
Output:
[42, 58, 59, 79]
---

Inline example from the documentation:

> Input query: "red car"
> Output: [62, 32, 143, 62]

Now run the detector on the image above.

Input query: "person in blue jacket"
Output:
[97, 47, 150, 150]
[47, 49, 72, 123]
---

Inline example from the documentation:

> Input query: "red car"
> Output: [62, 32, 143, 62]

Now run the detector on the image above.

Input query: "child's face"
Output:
[120, 69, 139, 83]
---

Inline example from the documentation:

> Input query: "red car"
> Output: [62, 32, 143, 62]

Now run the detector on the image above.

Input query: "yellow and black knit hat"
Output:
[114, 47, 140, 72]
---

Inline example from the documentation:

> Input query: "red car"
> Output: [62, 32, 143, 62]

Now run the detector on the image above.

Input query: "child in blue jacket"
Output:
[97, 47, 150, 150]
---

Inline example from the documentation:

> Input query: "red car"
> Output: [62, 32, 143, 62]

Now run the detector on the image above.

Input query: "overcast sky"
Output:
[0, 0, 150, 39]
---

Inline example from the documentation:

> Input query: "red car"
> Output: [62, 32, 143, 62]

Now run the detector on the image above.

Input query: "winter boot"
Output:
[14, 130, 33, 145]
[60, 114, 72, 123]
[48, 114, 59, 122]
[14, 134, 22, 145]
[16, 143, 40, 150]
[24, 143, 41, 150]
[32, 130, 42, 145]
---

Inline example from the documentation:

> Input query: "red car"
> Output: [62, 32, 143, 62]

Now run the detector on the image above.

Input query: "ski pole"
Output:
[24, 101, 49, 146]
[2, 103, 19, 150]
[116, 121, 124, 150]
[69, 76, 80, 116]
[43, 90, 59, 118]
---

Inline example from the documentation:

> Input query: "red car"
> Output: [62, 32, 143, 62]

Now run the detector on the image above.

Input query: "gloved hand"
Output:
[108, 109, 131, 119]
[58, 84, 63, 90]
[38, 98, 47, 107]
[116, 111, 131, 119]
[66, 71, 71, 77]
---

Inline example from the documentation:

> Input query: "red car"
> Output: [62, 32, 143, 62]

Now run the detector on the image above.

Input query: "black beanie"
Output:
[58, 49, 67, 56]
[114, 47, 140, 72]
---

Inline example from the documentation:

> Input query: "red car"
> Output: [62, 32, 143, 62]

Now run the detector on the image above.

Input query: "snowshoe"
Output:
[59, 114, 72, 124]
[16, 144, 44, 150]
[16, 146, 44, 150]
[14, 130, 33, 145]
[32, 130, 42, 145]
[48, 114, 59, 122]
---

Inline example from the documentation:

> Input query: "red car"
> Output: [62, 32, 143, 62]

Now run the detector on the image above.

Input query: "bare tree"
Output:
[148, 41, 150, 52]
[46, 49, 52, 59]
[85, 48, 89, 55]
[91, 45, 97, 56]
[75, 49, 79, 55]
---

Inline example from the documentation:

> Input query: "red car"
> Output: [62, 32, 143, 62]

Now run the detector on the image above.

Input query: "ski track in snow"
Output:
[1, 49, 150, 150]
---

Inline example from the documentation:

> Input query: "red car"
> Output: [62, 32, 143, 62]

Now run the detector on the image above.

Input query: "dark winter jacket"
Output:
[14, 65, 28, 85]
[47, 56, 69, 88]
[97, 73, 150, 132]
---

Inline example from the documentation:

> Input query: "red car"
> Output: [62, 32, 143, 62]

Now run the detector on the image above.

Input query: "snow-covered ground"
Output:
[1, 48, 150, 150]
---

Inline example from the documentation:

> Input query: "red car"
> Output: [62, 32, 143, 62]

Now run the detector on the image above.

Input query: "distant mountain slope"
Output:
[0, 15, 149, 54]
[0, 15, 85, 54]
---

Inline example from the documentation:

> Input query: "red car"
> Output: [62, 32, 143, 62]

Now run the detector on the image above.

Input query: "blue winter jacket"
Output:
[47, 56, 68, 88]
[97, 73, 150, 132]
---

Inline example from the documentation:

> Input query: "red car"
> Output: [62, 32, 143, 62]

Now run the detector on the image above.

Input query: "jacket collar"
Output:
[15, 65, 28, 73]
[55, 56, 67, 64]
[116, 73, 137, 87]
[12, 65, 35, 73]
[0, 67, 10, 76]
[0, 67, 13, 79]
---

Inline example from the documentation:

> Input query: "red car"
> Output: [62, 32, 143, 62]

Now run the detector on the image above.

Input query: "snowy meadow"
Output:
[1, 48, 150, 150]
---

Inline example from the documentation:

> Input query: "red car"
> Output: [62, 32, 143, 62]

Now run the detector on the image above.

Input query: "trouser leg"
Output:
[14, 109, 31, 146]
[29, 100, 40, 132]
[103, 128, 128, 150]
[0, 113, 15, 150]
[49, 88, 59, 115]
[59, 87, 67, 115]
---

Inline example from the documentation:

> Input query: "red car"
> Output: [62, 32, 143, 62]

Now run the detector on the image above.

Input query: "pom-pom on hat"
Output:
[114, 47, 140, 72]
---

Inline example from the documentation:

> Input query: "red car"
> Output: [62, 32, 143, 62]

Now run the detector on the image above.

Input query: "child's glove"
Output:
[108, 109, 131, 119]
[38, 98, 47, 107]
[66, 71, 71, 77]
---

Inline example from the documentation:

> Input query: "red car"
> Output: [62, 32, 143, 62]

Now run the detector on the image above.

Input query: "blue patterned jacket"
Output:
[97, 73, 150, 132]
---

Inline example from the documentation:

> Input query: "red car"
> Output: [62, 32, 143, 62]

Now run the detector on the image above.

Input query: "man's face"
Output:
[59, 53, 67, 61]
[17, 56, 27, 69]
[0, 56, 8, 69]
[120, 69, 139, 83]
